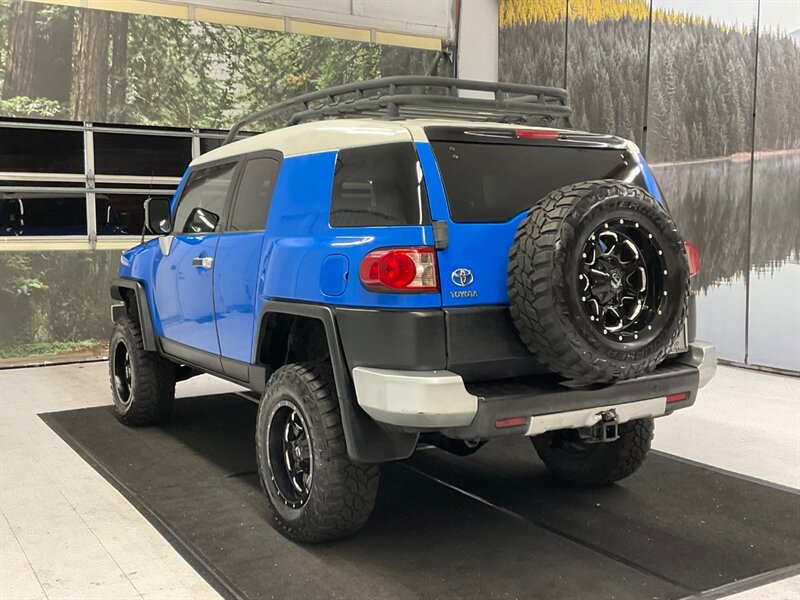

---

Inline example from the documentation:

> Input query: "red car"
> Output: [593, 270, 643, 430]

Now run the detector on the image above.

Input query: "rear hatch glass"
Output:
[429, 139, 646, 223]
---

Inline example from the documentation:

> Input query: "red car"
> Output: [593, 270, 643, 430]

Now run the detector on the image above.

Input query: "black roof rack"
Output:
[223, 76, 572, 145]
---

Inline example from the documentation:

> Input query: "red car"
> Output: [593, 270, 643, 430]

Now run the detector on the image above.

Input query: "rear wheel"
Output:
[256, 362, 380, 543]
[531, 418, 654, 486]
[109, 316, 175, 425]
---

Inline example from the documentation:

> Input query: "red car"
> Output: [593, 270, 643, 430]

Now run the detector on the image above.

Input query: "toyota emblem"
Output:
[451, 268, 474, 287]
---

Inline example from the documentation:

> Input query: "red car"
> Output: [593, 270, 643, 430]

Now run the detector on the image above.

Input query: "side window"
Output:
[229, 157, 280, 232]
[330, 143, 430, 228]
[173, 162, 236, 234]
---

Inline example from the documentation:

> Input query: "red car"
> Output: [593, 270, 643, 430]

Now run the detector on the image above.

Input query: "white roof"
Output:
[191, 119, 637, 167]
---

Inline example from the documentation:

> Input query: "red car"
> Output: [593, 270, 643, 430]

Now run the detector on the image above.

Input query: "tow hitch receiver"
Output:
[585, 409, 620, 443]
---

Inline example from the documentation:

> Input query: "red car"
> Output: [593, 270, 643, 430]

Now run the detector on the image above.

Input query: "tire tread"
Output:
[256, 362, 379, 543]
[508, 180, 689, 383]
[109, 316, 175, 426]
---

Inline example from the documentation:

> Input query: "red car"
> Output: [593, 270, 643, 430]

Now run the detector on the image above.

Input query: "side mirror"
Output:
[184, 207, 220, 234]
[144, 196, 172, 235]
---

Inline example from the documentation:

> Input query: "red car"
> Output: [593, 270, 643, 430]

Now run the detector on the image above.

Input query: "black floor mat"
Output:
[41, 394, 800, 600]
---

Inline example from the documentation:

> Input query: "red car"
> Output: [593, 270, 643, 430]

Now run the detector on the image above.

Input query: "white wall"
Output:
[457, 0, 499, 88]
[176, 0, 454, 39]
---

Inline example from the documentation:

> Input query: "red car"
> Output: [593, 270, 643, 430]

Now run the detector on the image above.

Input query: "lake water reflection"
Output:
[653, 152, 800, 368]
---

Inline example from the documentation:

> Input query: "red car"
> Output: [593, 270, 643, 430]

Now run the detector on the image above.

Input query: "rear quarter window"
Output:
[330, 143, 430, 228]
[430, 141, 646, 223]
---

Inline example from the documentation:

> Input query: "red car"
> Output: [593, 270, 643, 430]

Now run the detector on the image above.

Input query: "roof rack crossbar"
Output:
[224, 76, 572, 145]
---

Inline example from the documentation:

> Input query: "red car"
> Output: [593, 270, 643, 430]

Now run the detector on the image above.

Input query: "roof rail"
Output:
[223, 76, 572, 145]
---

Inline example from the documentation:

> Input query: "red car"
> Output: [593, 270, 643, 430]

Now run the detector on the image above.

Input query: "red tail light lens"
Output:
[516, 129, 560, 140]
[667, 392, 689, 403]
[684, 242, 701, 277]
[359, 247, 438, 292]
[495, 416, 529, 429]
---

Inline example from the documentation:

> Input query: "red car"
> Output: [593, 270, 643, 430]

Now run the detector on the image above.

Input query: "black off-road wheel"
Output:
[532, 418, 654, 486]
[508, 180, 690, 383]
[109, 316, 175, 425]
[256, 362, 380, 543]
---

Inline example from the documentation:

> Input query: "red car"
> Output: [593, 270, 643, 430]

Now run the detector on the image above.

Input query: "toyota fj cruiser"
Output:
[109, 77, 716, 543]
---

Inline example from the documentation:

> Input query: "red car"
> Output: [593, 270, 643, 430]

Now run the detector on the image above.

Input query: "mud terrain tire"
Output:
[532, 418, 654, 486]
[256, 362, 380, 543]
[508, 180, 689, 383]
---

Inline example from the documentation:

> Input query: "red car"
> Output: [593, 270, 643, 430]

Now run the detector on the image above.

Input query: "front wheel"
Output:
[531, 418, 654, 486]
[109, 316, 175, 425]
[256, 362, 380, 543]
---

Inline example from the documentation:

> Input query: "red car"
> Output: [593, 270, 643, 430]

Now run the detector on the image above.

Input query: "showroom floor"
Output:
[0, 362, 798, 600]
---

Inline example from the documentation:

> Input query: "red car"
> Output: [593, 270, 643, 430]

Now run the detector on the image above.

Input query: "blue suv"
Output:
[109, 77, 716, 542]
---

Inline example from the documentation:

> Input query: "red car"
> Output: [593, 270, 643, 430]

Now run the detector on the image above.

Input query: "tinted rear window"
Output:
[430, 142, 646, 223]
[330, 143, 430, 228]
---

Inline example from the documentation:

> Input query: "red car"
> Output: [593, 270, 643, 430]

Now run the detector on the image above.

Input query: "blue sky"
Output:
[652, 0, 800, 33]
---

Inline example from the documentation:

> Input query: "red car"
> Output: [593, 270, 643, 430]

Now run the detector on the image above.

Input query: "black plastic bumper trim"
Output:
[335, 305, 546, 381]
[334, 307, 447, 371]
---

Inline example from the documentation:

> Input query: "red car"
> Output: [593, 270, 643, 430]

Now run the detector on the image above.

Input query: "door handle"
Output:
[192, 256, 214, 269]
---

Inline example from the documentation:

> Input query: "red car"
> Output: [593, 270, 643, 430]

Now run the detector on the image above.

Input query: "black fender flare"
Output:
[256, 300, 418, 464]
[110, 278, 157, 352]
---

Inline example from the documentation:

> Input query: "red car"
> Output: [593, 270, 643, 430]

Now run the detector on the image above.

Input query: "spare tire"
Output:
[508, 180, 689, 383]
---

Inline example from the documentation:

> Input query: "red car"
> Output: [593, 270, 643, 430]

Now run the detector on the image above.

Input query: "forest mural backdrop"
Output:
[0, 0, 444, 128]
[500, 0, 800, 371]
[0, 0, 444, 363]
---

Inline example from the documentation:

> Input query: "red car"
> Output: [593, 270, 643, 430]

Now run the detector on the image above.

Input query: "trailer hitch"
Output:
[581, 409, 620, 443]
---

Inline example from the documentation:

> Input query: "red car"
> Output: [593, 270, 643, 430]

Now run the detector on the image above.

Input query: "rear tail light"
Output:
[684, 242, 701, 277]
[359, 247, 438, 292]
[516, 129, 560, 140]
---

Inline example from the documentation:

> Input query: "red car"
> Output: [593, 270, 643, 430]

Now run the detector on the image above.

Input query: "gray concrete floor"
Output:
[0, 362, 798, 600]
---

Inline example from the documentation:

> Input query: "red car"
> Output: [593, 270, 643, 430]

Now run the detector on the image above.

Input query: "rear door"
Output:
[214, 153, 280, 377]
[419, 128, 649, 308]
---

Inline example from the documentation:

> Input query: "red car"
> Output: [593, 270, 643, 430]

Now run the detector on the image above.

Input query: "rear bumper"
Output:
[352, 341, 716, 438]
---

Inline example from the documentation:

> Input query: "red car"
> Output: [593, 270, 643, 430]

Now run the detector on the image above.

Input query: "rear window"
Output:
[430, 142, 647, 223]
[330, 143, 430, 228]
